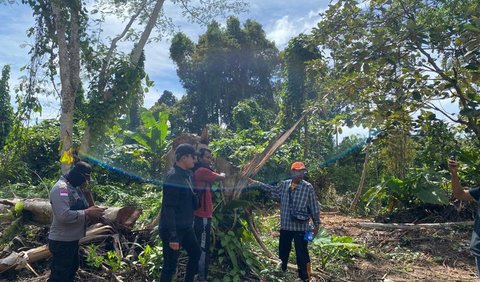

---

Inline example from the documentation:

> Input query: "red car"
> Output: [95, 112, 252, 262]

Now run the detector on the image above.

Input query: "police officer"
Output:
[48, 161, 105, 282]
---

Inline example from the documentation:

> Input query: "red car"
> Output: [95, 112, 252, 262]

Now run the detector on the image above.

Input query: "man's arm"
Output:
[449, 159, 475, 201]
[250, 179, 282, 200]
[307, 184, 321, 235]
[162, 178, 181, 242]
[196, 168, 225, 184]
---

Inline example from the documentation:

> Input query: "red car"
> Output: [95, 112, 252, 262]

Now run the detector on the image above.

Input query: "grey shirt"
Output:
[48, 176, 88, 241]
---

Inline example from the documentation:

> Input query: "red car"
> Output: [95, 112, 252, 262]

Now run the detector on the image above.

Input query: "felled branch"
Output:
[358, 221, 473, 230]
[0, 225, 115, 274]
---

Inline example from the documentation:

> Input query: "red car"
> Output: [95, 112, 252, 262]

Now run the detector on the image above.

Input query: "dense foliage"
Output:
[1, 0, 480, 280]
[170, 17, 280, 132]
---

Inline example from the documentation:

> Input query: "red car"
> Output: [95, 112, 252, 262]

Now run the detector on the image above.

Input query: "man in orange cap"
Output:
[253, 161, 320, 282]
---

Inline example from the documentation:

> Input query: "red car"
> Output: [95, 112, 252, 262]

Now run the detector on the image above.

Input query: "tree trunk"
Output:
[0, 198, 142, 228]
[81, 0, 165, 152]
[358, 221, 473, 230]
[51, 1, 81, 173]
[130, 0, 165, 65]
[79, 125, 91, 154]
[350, 144, 370, 211]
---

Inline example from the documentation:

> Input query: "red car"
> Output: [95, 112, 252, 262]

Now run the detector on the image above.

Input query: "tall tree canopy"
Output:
[170, 16, 280, 132]
[310, 0, 480, 138]
[281, 34, 322, 126]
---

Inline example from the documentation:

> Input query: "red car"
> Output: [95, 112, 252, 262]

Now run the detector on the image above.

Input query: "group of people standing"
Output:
[47, 143, 321, 282]
[158, 143, 321, 281]
[46, 143, 480, 281]
[159, 144, 225, 282]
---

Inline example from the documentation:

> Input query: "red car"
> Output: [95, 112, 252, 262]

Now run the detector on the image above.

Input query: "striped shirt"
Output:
[261, 179, 321, 231]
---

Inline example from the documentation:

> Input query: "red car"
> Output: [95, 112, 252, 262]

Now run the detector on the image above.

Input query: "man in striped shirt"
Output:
[255, 161, 321, 282]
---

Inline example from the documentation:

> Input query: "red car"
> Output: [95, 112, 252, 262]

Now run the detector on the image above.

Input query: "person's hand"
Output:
[248, 178, 259, 185]
[219, 172, 226, 178]
[448, 158, 459, 174]
[85, 206, 105, 220]
[313, 225, 319, 237]
[169, 242, 180, 251]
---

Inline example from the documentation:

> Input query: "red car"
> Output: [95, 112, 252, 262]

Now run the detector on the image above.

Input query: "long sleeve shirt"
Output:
[48, 176, 89, 241]
[260, 179, 321, 231]
[160, 165, 196, 241]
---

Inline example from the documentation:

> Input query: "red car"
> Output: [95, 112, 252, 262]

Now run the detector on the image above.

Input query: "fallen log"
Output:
[0, 199, 52, 225]
[0, 225, 115, 274]
[0, 198, 142, 228]
[358, 221, 474, 230]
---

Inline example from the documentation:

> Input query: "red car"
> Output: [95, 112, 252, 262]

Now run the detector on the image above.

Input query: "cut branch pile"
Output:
[0, 198, 145, 280]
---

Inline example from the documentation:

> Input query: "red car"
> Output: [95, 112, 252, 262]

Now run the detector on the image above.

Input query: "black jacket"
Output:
[160, 164, 195, 241]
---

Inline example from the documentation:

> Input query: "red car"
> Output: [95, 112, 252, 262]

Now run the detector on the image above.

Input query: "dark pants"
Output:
[279, 230, 311, 281]
[160, 227, 201, 282]
[476, 256, 480, 277]
[194, 216, 211, 281]
[48, 239, 80, 282]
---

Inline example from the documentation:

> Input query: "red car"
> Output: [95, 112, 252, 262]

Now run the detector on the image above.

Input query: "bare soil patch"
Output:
[316, 213, 477, 281]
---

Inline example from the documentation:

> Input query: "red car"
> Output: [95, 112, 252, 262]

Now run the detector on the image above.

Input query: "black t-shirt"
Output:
[468, 187, 480, 256]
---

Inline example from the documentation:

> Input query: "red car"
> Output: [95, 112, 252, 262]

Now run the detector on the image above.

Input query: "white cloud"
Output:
[1, 1, 333, 119]
[266, 8, 324, 49]
[267, 16, 296, 48]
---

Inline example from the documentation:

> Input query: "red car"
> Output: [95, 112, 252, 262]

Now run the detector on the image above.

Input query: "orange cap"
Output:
[291, 161, 306, 170]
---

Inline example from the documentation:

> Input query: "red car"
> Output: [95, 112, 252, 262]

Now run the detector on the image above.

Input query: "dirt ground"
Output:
[1, 212, 477, 281]
[314, 213, 477, 281]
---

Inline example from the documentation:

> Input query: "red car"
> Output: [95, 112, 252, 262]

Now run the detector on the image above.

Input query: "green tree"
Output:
[158, 90, 177, 107]
[150, 91, 186, 137]
[170, 17, 280, 132]
[11, 0, 247, 172]
[310, 0, 480, 138]
[0, 65, 13, 148]
[281, 34, 322, 125]
[124, 109, 169, 177]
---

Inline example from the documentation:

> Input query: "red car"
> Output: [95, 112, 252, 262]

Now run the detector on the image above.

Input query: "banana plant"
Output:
[124, 109, 169, 178]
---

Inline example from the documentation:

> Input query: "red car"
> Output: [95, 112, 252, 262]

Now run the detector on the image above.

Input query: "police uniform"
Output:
[48, 176, 89, 282]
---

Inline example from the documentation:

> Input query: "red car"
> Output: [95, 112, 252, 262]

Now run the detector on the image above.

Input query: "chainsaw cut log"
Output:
[0, 199, 142, 228]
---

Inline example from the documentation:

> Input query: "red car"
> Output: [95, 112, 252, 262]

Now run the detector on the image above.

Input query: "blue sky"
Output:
[0, 1, 459, 140]
[0, 1, 329, 120]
